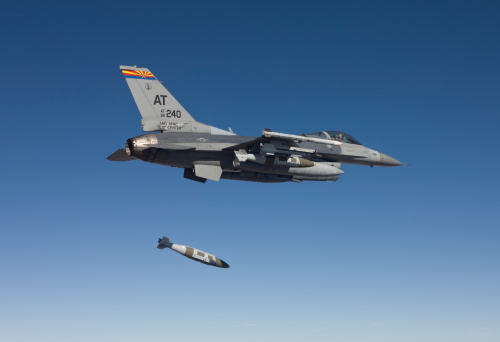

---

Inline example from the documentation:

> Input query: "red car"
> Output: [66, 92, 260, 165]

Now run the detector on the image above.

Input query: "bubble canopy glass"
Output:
[305, 131, 362, 145]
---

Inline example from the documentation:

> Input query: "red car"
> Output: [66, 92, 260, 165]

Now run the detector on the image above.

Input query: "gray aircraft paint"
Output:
[108, 66, 403, 183]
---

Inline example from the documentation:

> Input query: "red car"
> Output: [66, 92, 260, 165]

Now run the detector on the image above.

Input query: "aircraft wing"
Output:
[246, 129, 345, 159]
[259, 139, 317, 158]
[163, 144, 196, 151]
[222, 137, 270, 151]
[223, 130, 322, 158]
[222, 128, 345, 162]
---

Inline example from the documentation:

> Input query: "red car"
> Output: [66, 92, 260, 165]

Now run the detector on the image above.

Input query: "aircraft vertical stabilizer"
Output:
[120, 65, 197, 132]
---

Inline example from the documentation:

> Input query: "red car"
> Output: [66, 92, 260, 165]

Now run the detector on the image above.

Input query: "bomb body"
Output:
[157, 237, 230, 268]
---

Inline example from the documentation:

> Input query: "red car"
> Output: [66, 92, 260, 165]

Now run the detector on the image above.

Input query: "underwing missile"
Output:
[157, 236, 230, 268]
[262, 129, 342, 146]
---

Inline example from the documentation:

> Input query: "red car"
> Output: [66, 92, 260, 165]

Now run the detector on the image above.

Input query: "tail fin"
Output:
[120, 65, 200, 132]
[157, 236, 172, 249]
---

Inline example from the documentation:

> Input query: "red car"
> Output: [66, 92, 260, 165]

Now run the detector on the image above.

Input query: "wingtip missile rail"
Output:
[157, 237, 230, 269]
[262, 129, 343, 146]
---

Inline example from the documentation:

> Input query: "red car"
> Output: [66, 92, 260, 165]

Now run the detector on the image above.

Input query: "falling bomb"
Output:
[157, 236, 230, 268]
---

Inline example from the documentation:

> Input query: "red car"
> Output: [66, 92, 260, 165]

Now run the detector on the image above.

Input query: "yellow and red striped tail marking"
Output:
[122, 69, 155, 79]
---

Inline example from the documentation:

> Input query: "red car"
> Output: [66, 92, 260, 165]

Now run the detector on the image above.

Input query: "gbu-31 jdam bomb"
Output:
[157, 237, 230, 268]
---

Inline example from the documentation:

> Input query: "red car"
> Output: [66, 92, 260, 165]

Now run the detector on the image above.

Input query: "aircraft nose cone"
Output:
[379, 153, 403, 167]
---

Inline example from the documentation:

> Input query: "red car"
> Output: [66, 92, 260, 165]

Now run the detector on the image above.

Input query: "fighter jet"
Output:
[107, 65, 402, 183]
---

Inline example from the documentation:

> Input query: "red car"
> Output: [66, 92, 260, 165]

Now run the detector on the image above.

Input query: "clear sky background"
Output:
[1, 1, 499, 341]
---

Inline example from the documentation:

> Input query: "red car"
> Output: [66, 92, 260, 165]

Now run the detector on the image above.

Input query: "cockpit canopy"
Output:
[305, 131, 362, 145]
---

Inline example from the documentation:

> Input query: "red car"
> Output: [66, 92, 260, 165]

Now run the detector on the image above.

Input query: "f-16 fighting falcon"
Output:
[107, 65, 403, 183]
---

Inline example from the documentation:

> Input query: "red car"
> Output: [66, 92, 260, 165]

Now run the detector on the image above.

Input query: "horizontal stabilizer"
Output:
[106, 149, 136, 161]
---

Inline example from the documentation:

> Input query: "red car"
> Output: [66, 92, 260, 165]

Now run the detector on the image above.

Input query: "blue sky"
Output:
[1, 1, 499, 341]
